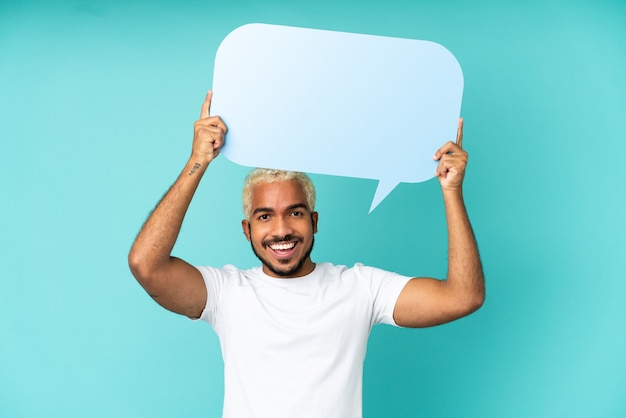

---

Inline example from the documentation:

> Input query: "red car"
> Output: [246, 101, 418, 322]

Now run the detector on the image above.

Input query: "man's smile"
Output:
[268, 241, 296, 250]
[264, 237, 301, 259]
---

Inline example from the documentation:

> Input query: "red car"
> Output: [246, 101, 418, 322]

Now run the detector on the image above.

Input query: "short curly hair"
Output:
[242, 168, 316, 220]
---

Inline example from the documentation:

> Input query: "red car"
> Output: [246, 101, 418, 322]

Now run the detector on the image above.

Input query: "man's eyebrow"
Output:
[286, 203, 309, 212]
[251, 204, 309, 216]
[252, 207, 274, 215]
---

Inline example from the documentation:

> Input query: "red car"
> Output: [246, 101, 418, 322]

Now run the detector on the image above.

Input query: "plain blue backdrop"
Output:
[1, 0, 625, 417]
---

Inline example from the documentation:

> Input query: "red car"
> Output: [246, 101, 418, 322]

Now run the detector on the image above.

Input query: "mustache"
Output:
[262, 234, 302, 247]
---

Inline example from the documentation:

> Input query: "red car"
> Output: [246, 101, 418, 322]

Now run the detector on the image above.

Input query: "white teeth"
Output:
[269, 242, 296, 251]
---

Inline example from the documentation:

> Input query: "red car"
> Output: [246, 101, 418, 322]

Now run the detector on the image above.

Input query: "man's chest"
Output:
[215, 281, 373, 359]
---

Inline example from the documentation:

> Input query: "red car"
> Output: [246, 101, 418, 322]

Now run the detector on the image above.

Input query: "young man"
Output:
[128, 91, 485, 418]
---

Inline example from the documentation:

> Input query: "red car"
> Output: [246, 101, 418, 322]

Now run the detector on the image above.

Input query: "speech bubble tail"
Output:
[369, 180, 399, 213]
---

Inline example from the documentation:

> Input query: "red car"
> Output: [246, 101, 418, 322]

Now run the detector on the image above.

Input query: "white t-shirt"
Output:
[196, 262, 412, 418]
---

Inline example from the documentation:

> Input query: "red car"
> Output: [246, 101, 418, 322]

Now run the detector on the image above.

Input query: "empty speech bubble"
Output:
[211, 23, 463, 212]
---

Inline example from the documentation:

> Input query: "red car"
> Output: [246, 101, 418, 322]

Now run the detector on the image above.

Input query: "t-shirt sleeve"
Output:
[193, 265, 232, 327]
[361, 264, 412, 327]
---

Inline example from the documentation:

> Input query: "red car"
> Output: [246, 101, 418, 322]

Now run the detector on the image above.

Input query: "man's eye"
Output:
[291, 211, 303, 217]
[258, 214, 270, 221]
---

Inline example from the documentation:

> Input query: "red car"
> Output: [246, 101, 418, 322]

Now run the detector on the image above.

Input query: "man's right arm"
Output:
[128, 91, 227, 318]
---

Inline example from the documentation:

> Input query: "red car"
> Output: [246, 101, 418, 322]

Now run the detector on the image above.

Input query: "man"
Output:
[128, 91, 485, 417]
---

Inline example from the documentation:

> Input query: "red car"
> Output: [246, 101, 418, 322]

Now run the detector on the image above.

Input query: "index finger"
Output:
[456, 117, 464, 148]
[200, 90, 213, 118]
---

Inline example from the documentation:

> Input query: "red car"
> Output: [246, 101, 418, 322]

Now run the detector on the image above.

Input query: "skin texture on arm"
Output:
[128, 92, 227, 318]
[393, 119, 485, 328]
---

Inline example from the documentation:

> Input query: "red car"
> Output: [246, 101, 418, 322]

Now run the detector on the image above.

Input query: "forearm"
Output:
[442, 188, 485, 309]
[128, 155, 210, 277]
[393, 121, 483, 327]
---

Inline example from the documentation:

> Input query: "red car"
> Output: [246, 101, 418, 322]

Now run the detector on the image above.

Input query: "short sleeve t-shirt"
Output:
[196, 262, 412, 418]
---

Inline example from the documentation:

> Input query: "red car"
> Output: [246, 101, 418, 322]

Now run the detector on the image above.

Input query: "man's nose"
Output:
[273, 216, 293, 237]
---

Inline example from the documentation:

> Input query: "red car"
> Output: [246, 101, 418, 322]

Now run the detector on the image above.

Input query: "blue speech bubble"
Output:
[211, 24, 463, 212]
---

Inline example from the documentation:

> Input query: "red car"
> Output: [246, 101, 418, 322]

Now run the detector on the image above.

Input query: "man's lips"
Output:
[263, 239, 300, 259]
[268, 241, 296, 251]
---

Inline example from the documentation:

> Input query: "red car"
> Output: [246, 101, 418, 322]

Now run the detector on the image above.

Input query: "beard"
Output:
[250, 235, 315, 278]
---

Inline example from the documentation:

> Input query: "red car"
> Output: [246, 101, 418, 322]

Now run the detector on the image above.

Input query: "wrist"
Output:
[441, 186, 464, 200]
[186, 154, 211, 177]
[188, 152, 213, 166]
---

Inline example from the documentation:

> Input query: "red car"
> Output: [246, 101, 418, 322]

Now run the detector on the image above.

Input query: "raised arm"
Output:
[128, 91, 227, 318]
[393, 119, 485, 328]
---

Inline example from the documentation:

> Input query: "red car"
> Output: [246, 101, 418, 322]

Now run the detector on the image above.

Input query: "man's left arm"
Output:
[393, 119, 485, 328]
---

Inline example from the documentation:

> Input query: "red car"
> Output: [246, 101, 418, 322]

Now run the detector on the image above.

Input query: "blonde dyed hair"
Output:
[242, 168, 316, 220]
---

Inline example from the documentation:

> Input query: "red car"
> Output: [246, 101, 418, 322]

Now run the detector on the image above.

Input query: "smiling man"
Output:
[241, 171, 318, 278]
[128, 91, 485, 418]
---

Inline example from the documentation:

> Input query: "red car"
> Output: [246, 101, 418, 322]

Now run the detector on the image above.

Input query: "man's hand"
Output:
[192, 90, 228, 163]
[433, 118, 467, 191]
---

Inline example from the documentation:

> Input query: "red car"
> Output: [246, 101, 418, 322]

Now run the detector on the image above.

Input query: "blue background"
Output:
[1, 0, 625, 417]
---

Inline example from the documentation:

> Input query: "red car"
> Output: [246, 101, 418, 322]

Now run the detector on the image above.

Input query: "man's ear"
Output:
[311, 212, 319, 234]
[241, 220, 251, 241]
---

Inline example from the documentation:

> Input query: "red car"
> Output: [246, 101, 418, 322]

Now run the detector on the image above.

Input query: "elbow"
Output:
[127, 248, 141, 276]
[464, 286, 485, 316]
[470, 292, 485, 313]
[447, 273, 485, 318]
[461, 270, 485, 316]
[451, 284, 485, 319]
[128, 248, 173, 295]
[452, 294, 483, 322]
[128, 248, 153, 285]
[128, 254, 160, 297]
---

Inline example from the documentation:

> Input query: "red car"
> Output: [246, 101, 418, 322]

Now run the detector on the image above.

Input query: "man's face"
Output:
[242, 180, 318, 278]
